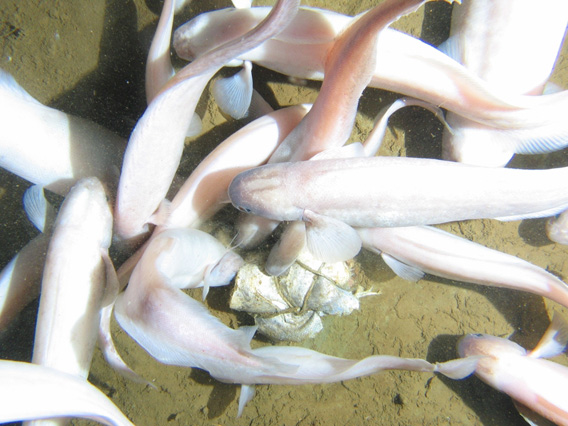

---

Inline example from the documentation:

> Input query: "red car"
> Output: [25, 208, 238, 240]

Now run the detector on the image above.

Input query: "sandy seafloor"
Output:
[1, 0, 568, 425]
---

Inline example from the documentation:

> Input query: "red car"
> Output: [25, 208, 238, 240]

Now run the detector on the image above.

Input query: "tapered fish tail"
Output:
[252, 346, 442, 384]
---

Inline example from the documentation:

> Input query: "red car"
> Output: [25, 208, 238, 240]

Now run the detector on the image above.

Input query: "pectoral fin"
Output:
[23, 185, 56, 233]
[265, 221, 306, 276]
[186, 112, 202, 137]
[437, 34, 462, 63]
[238, 325, 258, 349]
[303, 210, 361, 262]
[513, 132, 568, 156]
[212, 61, 254, 120]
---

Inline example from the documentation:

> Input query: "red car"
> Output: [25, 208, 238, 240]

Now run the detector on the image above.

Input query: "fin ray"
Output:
[303, 210, 361, 262]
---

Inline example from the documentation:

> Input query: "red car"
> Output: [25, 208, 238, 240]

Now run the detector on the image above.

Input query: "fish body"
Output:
[114, 71, 213, 241]
[114, 228, 258, 382]
[145, 0, 202, 136]
[31, 178, 113, 378]
[358, 225, 568, 308]
[116, 270, 445, 385]
[230, 157, 568, 227]
[242, 0, 433, 259]
[459, 315, 568, 425]
[26, 178, 113, 426]
[145, 0, 185, 103]
[229, 157, 568, 261]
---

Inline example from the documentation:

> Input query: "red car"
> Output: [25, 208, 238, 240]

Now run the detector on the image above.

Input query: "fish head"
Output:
[228, 164, 302, 221]
[458, 333, 527, 359]
[173, 8, 261, 61]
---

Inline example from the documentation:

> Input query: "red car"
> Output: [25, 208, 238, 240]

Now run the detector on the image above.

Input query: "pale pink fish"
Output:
[0, 360, 134, 426]
[115, 227, 477, 417]
[30, 178, 113, 389]
[459, 314, 568, 425]
[441, 0, 568, 166]
[0, 70, 125, 196]
[173, 4, 568, 143]
[14, 185, 144, 419]
[114, 0, 301, 242]
[268, 0, 443, 163]
[229, 157, 568, 262]
[24, 178, 113, 426]
[357, 225, 568, 309]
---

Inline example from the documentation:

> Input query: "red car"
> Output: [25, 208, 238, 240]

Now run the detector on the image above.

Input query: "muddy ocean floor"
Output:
[1, 1, 568, 425]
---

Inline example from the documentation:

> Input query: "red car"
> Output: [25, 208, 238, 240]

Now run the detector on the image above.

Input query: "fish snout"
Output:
[228, 171, 255, 214]
[228, 167, 288, 219]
